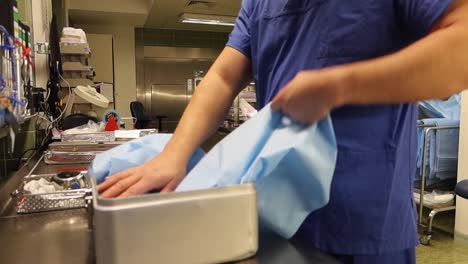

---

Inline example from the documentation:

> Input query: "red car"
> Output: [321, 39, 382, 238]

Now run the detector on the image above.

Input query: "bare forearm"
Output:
[163, 74, 239, 164]
[160, 48, 251, 166]
[338, 25, 467, 105]
[272, 2, 468, 125]
[327, 0, 468, 106]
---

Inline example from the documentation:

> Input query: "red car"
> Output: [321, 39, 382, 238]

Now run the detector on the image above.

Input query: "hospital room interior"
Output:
[2, 0, 468, 263]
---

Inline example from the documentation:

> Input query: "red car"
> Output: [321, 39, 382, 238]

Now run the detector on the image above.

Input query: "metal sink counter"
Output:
[0, 152, 339, 264]
[0, 209, 93, 264]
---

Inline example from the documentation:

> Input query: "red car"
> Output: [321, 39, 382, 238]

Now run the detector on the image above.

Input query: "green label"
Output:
[13, 7, 19, 22]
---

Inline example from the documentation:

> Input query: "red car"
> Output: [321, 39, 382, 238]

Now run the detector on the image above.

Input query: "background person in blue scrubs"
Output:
[99, 0, 468, 263]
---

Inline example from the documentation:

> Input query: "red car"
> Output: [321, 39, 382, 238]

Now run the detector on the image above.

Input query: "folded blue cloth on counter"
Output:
[419, 93, 461, 120]
[416, 118, 459, 181]
[177, 104, 337, 239]
[0, 108, 17, 128]
[89, 134, 206, 184]
[89, 104, 337, 240]
[435, 121, 459, 180]
[417, 93, 461, 181]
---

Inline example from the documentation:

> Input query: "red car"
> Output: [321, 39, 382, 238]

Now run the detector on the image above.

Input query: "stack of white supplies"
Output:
[61, 27, 87, 44]
[24, 178, 59, 195]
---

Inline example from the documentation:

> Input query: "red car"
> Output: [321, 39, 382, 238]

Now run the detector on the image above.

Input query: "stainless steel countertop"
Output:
[0, 151, 339, 264]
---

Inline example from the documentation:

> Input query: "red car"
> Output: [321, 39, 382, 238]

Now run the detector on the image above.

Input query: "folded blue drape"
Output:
[89, 134, 205, 184]
[416, 118, 459, 181]
[419, 93, 461, 120]
[417, 93, 461, 182]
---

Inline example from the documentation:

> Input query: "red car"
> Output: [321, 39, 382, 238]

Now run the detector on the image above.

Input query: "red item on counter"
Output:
[105, 115, 119, 131]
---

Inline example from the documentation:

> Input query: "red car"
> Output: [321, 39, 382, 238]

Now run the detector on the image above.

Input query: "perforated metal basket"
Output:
[11, 173, 92, 214]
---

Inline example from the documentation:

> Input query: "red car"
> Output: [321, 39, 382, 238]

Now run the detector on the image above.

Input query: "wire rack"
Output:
[11, 173, 92, 214]
[15, 191, 89, 214]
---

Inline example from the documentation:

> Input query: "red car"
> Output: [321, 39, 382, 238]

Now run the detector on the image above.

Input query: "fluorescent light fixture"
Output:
[180, 13, 236, 27]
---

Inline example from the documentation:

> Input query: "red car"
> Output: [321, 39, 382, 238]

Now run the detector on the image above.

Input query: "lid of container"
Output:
[75, 85, 109, 108]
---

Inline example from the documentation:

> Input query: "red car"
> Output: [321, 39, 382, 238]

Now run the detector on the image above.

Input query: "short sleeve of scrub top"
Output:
[396, 0, 454, 39]
[226, 0, 254, 59]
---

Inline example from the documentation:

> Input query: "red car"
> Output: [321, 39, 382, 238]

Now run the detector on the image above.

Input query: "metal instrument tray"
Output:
[48, 141, 123, 152]
[44, 151, 99, 164]
[61, 132, 115, 143]
[11, 173, 92, 214]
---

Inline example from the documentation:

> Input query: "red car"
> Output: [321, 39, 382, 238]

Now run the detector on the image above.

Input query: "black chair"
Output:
[130, 101, 167, 131]
[455, 180, 468, 199]
[62, 113, 99, 130]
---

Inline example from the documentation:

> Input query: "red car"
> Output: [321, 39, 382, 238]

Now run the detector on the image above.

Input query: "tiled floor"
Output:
[416, 210, 468, 264]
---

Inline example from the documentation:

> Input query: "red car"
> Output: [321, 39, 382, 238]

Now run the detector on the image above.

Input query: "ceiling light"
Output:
[180, 13, 236, 27]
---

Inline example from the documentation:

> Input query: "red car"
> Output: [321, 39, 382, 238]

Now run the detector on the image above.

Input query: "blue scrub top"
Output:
[227, 0, 453, 255]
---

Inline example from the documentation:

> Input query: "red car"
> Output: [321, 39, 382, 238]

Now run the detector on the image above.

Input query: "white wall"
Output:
[83, 33, 115, 119]
[455, 91, 468, 239]
[74, 25, 137, 118]
[87, 34, 114, 83]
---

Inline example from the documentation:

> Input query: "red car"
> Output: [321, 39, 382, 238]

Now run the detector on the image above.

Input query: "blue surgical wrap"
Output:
[417, 92, 461, 182]
[177, 104, 337, 239]
[416, 118, 459, 181]
[89, 134, 206, 184]
[419, 94, 461, 120]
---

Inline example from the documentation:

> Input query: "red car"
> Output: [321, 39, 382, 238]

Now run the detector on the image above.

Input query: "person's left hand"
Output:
[271, 69, 347, 125]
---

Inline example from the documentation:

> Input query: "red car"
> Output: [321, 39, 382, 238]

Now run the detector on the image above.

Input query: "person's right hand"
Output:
[97, 153, 187, 198]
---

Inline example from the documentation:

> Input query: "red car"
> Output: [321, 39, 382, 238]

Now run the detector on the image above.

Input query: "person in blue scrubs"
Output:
[99, 0, 468, 263]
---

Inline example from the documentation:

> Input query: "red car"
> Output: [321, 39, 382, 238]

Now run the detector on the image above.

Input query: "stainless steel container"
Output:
[48, 141, 124, 152]
[91, 174, 258, 264]
[44, 151, 98, 164]
[61, 132, 116, 143]
[45, 141, 125, 164]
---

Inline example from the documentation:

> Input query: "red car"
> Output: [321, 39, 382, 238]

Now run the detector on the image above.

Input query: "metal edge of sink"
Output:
[0, 149, 45, 217]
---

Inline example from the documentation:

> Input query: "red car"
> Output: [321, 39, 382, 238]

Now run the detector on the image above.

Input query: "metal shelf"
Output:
[60, 42, 91, 56]
[60, 78, 94, 88]
[62, 62, 93, 72]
